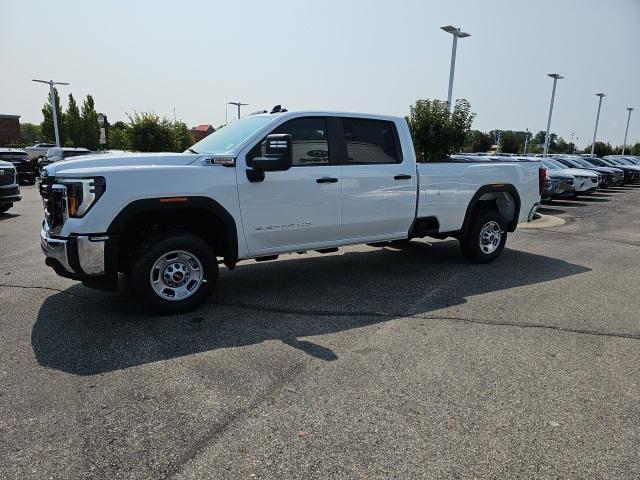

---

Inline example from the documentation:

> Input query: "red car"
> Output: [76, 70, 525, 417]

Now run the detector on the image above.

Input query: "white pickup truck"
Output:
[40, 109, 543, 312]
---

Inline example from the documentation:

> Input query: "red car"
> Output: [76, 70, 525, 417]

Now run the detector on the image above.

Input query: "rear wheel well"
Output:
[464, 187, 520, 233]
[116, 207, 233, 272]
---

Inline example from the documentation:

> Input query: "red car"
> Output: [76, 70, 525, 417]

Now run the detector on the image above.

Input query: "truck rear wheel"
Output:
[130, 232, 218, 313]
[460, 208, 507, 263]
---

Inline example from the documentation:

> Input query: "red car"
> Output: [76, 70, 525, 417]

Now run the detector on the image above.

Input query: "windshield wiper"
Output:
[188, 148, 199, 154]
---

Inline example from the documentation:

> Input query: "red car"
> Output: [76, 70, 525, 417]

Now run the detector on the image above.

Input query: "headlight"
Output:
[55, 177, 106, 217]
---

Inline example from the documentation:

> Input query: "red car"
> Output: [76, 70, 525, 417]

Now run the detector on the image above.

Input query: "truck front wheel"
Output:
[130, 232, 218, 313]
[460, 208, 507, 263]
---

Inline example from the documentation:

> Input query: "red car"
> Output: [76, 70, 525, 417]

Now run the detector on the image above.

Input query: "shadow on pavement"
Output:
[545, 200, 587, 207]
[32, 240, 590, 374]
[0, 212, 19, 221]
[538, 206, 567, 215]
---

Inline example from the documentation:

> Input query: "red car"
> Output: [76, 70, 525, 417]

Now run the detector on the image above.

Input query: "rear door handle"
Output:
[394, 174, 412, 180]
[316, 177, 339, 183]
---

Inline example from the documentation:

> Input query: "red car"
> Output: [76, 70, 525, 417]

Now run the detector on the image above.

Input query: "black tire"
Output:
[460, 208, 507, 264]
[0, 205, 12, 215]
[129, 232, 218, 313]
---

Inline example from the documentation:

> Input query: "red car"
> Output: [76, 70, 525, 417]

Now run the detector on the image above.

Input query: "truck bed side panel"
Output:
[416, 162, 540, 232]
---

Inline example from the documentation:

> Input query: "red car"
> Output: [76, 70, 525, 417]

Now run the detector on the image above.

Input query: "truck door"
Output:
[236, 116, 342, 255]
[338, 117, 417, 240]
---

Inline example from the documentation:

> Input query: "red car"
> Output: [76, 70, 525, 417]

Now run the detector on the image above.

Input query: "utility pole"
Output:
[544, 74, 563, 155]
[622, 107, 634, 155]
[228, 101, 249, 120]
[32, 79, 70, 147]
[590, 93, 606, 155]
[440, 25, 471, 112]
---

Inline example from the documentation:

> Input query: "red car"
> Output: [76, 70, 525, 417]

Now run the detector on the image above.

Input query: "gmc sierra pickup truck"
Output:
[40, 109, 543, 312]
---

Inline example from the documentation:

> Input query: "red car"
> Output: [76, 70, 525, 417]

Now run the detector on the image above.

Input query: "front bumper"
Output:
[40, 222, 118, 283]
[0, 184, 21, 205]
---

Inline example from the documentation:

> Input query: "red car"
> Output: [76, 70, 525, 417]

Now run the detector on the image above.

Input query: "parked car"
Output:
[542, 170, 574, 201]
[558, 155, 624, 187]
[0, 160, 21, 214]
[0, 148, 36, 185]
[37, 147, 92, 175]
[600, 157, 640, 183]
[541, 158, 600, 196]
[552, 157, 606, 187]
[553, 156, 614, 187]
[23, 143, 56, 160]
[39, 109, 544, 312]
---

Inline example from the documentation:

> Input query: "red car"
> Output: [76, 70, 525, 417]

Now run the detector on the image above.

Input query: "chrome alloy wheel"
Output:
[479, 221, 502, 255]
[150, 250, 203, 301]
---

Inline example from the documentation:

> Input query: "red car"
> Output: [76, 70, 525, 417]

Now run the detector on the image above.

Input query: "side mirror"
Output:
[252, 134, 293, 172]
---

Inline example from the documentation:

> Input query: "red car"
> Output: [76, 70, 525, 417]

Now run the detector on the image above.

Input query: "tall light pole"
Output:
[32, 79, 70, 147]
[441, 25, 470, 112]
[524, 129, 530, 154]
[622, 107, 634, 155]
[228, 101, 249, 120]
[543, 73, 563, 155]
[590, 93, 606, 155]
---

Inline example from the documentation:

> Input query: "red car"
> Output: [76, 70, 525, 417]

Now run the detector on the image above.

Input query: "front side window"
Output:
[342, 118, 399, 164]
[249, 117, 330, 166]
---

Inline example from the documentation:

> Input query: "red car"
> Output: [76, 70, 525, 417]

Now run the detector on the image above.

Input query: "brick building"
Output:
[0, 114, 21, 145]
[190, 124, 215, 142]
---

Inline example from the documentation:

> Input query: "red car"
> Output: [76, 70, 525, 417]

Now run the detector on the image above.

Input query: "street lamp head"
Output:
[596, 93, 606, 98]
[547, 73, 564, 80]
[627, 107, 635, 112]
[441, 25, 470, 37]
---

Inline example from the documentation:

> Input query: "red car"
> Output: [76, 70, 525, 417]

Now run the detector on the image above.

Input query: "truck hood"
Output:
[44, 152, 201, 176]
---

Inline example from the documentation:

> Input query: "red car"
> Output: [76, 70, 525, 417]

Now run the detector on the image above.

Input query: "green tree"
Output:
[20, 123, 42, 144]
[406, 98, 476, 161]
[489, 130, 529, 154]
[463, 130, 492, 153]
[65, 94, 82, 146]
[40, 87, 67, 144]
[126, 112, 177, 152]
[583, 142, 613, 157]
[629, 142, 640, 155]
[80, 95, 101, 150]
[173, 120, 195, 151]
[107, 121, 131, 150]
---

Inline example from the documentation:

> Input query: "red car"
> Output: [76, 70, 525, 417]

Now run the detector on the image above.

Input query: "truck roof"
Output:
[250, 109, 406, 123]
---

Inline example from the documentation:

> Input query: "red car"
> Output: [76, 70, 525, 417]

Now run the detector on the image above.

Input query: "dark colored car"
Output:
[0, 148, 36, 185]
[37, 147, 92, 175]
[0, 160, 21, 214]
[599, 157, 640, 183]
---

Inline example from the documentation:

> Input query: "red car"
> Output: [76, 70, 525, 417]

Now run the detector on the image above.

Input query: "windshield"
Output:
[616, 158, 632, 165]
[542, 159, 560, 170]
[188, 116, 275, 154]
[573, 158, 595, 167]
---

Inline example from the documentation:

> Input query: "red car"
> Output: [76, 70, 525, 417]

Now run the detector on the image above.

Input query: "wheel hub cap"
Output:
[150, 251, 203, 301]
[479, 221, 502, 254]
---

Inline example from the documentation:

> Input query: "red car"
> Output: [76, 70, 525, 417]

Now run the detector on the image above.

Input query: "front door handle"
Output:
[316, 177, 339, 183]
[394, 174, 412, 180]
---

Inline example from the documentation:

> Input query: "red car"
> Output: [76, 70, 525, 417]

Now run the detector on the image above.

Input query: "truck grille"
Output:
[0, 168, 16, 186]
[39, 177, 66, 228]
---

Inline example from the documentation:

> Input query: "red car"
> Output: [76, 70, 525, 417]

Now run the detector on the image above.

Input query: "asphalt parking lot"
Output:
[1, 185, 640, 479]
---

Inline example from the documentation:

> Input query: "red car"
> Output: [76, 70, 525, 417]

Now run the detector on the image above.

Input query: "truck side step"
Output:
[315, 247, 338, 254]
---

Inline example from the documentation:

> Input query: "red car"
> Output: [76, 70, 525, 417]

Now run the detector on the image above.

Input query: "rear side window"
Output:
[342, 118, 399, 164]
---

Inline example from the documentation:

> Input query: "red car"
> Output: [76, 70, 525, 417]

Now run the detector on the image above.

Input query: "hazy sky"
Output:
[2, 0, 639, 147]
